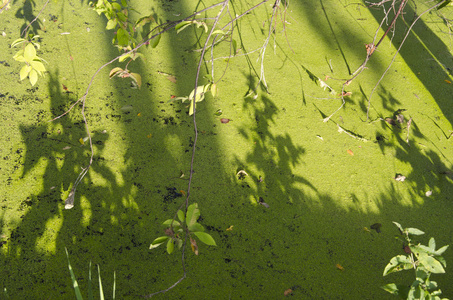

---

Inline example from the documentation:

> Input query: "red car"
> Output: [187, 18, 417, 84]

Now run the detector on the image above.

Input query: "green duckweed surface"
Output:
[1, 0, 452, 299]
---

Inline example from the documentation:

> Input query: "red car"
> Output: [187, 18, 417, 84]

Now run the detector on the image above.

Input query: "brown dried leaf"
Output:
[166, 75, 177, 83]
[284, 289, 293, 296]
[190, 237, 198, 255]
[370, 223, 382, 233]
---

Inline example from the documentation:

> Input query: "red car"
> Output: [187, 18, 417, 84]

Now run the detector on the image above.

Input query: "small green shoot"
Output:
[382, 222, 449, 300]
[150, 203, 216, 254]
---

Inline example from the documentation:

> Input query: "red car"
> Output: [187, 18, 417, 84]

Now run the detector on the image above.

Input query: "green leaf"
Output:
[383, 255, 413, 276]
[116, 27, 129, 46]
[381, 283, 399, 295]
[436, 255, 447, 268]
[121, 0, 127, 7]
[20, 65, 31, 81]
[150, 236, 169, 249]
[177, 210, 185, 223]
[435, 245, 449, 256]
[189, 85, 208, 102]
[175, 21, 192, 34]
[30, 60, 46, 74]
[106, 19, 117, 30]
[412, 245, 431, 258]
[186, 203, 200, 229]
[150, 33, 161, 48]
[188, 222, 204, 233]
[415, 268, 429, 282]
[166, 238, 174, 254]
[117, 12, 127, 23]
[189, 98, 195, 115]
[130, 73, 142, 89]
[109, 67, 123, 78]
[429, 238, 436, 251]
[193, 232, 216, 246]
[24, 43, 36, 62]
[13, 50, 25, 62]
[212, 29, 226, 36]
[118, 53, 130, 63]
[112, 2, 121, 11]
[407, 228, 425, 236]
[135, 15, 154, 28]
[419, 256, 445, 274]
[211, 83, 217, 97]
[29, 69, 38, 86]
[232, 39, 237, 55]
[393, 222, 405, 234]
[408, 282, 424, 300]
[11, 38, 26, 48]
[162, 219, 181, 228]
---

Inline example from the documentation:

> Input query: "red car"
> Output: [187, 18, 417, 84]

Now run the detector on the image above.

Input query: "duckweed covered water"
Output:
[1, 0, 452, 299]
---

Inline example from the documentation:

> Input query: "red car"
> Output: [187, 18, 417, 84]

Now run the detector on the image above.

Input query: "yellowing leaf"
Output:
[24, 43, 36, 62]
[106, 19, 117, 30]
[29, 69, 38, 86]
[30, 60, 46, 74]
[190, 237, 198, 255]
[79, 137, 85, 145]
[109, 67, 123, 78]
[130, 72, 141, 89]
[150, 33, 161, 48]
[118, 53, 130, 63]
[211, 83, 218, 97]
[20, 65, 31, 80]
[166, 75, 177, 83]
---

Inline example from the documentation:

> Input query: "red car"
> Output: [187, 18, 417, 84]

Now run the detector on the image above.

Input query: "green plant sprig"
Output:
[11, 35, 46, 86]
[382, 222, 449, 300]
[150, 203, 216, 255]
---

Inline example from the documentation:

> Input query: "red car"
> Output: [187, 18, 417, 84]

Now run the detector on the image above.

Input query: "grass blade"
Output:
[65, 247, 83, 300]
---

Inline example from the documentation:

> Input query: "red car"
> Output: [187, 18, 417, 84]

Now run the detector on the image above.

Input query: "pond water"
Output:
[1, 0, 452, 299]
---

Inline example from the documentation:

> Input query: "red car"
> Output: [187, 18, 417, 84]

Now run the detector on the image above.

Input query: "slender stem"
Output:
[21, 0, 50, 38]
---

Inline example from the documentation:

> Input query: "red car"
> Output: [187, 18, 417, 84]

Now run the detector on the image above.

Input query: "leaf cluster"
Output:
[91, 0, 155, 48]
[12, 36, 46, 86]
[150, 203, 216, 255]
[382, 222, 449, 300]
[169, 74, 217, 115]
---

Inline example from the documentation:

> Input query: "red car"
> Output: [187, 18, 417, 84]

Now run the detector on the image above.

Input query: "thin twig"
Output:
[53, 2, 231, 210]
[367, 0, 448, 118]
[0, 0, 12, 14]
[21, 0, 50, 38]
[257, 0, 281, 92]
[142, 1, 230, 297]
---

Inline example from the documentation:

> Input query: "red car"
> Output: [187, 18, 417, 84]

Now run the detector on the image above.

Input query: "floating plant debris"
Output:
[284, 289, 293, 296]
[258, 197, 269, 208]
[394, 174, 406, 182]
[237, 170, 248, 180]
[370, 223, 382, 233]
[220, 118, 231, 123]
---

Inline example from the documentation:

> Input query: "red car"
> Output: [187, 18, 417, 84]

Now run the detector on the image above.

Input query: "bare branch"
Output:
[21, 0, 50, 37]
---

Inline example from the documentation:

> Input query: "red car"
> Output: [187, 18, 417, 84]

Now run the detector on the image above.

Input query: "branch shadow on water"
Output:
[234, 92, 317, 207]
